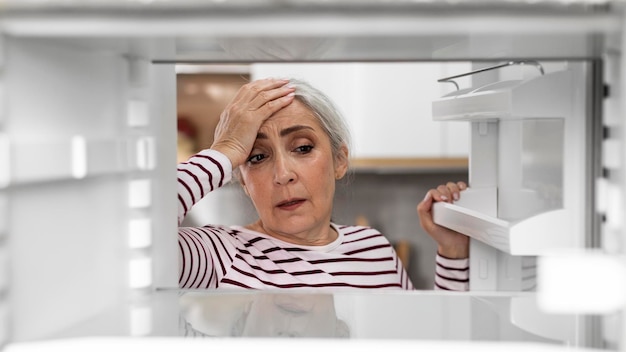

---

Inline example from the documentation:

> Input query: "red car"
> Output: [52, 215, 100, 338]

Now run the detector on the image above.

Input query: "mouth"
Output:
[276, 198, 306, 210]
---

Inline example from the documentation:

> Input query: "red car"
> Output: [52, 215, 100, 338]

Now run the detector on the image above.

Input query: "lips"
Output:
[276, 198, 306, 210]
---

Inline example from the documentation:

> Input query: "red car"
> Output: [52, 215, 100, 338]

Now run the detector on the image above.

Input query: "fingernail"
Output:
[440, 195, 448, 201]
[286, 92, 295, 97]
[423, 192, 430, 201]
[453, 193, 459, 201]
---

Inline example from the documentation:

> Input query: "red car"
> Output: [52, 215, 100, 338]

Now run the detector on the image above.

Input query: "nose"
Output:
[273, 152, 296, 185]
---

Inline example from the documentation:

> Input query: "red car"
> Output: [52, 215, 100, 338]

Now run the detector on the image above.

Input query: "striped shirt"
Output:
[178, 149, 468, 291]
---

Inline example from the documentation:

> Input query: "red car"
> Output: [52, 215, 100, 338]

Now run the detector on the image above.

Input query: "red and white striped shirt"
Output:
[177, 149, 468, 291]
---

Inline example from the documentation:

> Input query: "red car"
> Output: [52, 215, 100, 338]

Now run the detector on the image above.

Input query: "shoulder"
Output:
[336, 224, 390, 245]
[337, 224, 384, 236]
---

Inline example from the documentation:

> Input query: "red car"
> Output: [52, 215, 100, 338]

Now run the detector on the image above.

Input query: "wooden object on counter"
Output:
[394, 240, 411, 270]
[353, 215, 411, 271]
[354, 214, 370, 227]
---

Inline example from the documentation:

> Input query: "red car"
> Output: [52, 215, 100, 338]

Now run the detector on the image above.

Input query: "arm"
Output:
[417, 181, 470, 291]
[177, 150, 232, 226]
[434, 253, 469, 291]
[177, 78, 296, 226]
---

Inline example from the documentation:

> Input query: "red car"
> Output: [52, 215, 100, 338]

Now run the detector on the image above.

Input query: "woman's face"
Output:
[239, 100, 348, 245]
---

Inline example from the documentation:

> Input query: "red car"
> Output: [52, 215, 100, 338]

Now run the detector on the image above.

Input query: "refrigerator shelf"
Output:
[2, 136, 154, 186]
[433, 202, 575, 256]
[432, 69, 572, 122]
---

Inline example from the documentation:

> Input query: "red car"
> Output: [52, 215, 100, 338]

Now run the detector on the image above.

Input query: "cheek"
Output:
[322, 159, 337, 181]
[239, 168, 273, 206]
[313, 162, 337, 198]
[239, 169, 258, 194]
[239, 166, 262, 186]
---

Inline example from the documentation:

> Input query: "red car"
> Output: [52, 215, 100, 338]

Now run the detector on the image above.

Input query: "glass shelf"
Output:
[175, 290, 582, 344]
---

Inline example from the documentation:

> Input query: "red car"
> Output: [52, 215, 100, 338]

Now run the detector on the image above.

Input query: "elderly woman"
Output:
[177, 78, 469, 291]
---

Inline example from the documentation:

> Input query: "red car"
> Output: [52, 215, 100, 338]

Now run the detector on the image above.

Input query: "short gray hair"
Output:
[288, 78, 352, 164]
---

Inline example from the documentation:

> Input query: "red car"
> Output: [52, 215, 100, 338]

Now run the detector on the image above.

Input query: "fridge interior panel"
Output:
[2, 34, 179, 342]
[0, 1, 623, 350]
[0, 2, 621, 62]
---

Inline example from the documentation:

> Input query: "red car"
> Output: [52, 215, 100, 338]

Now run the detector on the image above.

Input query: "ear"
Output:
[334, 143, 349, 180]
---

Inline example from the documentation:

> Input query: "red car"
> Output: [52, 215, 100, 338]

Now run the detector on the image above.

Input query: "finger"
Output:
[248, 84, 296, 111]
[435, 185, 452, 203]
[446, 182, 461, 201]
[417, 190, 433, 215]
[236, 78, 290, 106]
[457, 181, 467, 190]
[417, 191, 436, 232]
[255, 92, 296, 117]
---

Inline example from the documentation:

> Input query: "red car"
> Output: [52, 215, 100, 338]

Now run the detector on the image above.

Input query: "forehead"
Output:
[260, 99, 322, 132]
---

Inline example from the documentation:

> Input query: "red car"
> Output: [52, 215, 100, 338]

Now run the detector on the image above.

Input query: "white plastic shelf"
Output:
[433, 201, 575, 256]
[5, 136, 152, 185]
[432, 70, 572, 121]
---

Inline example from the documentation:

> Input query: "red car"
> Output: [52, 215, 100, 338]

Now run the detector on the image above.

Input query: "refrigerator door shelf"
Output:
[432, 70, 572, 122]
[433, 201, 575, 256]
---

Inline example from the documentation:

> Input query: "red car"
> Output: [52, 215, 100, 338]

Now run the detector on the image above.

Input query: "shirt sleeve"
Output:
[177, 149, 233, 226]
[178, 226, 237, 289]
[434, 253, 469, 291]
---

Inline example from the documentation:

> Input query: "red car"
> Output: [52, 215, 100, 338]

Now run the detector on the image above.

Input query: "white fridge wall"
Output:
[3, 37, 179, 341]
[7, 37, 129, 340]
[11, 178, 128, 339]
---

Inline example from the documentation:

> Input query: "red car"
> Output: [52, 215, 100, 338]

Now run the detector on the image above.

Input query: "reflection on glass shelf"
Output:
[176, 290, 580, 345]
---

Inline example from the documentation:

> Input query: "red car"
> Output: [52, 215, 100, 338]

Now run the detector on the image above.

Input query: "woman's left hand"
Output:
[417, 182, 469, 259]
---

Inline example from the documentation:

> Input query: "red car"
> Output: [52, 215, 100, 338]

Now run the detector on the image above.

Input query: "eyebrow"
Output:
[256, 125, 315, 139]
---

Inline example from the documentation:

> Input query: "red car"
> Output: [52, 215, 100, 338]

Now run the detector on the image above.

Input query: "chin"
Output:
[268, 218, 319, 235]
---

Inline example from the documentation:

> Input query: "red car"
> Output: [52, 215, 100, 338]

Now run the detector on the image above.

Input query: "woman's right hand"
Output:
[211, 78, 296, 168]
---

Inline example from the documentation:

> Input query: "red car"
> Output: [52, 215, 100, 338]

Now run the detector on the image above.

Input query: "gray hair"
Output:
[288, 78, 352, 164]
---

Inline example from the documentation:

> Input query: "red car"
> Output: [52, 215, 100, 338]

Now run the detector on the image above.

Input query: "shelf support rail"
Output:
[438, 60, 545, 91]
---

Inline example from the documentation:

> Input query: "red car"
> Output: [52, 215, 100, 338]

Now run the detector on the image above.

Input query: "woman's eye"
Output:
[247, 154, 266, 164]
[295, 145, 313, 154]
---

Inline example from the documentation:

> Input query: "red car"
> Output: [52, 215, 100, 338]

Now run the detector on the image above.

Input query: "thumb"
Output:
[417, 190, 433, 216]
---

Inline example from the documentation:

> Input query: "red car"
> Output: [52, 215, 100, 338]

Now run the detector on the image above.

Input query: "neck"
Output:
[246, 220, 338, 246]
